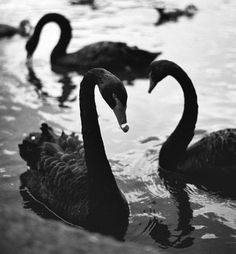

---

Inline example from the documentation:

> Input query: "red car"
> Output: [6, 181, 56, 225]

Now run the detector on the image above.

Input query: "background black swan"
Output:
[19, 68, 130, 240]
[0, 19, 32, 38]
[149, 60, 236, 181]
[26, 13, 161, 81]
[155, 4, 198, 26]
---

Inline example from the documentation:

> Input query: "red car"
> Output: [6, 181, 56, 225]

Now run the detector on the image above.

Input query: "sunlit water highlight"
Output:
[0, 0, 236, 253]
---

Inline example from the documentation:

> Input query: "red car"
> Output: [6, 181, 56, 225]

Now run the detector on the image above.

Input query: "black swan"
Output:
[26, 13, 161, 81]
[149, 60, 236, 181]
[19, 68, 130, 240]
[0, 19, 32, 38]
[155, 4, 198, 26]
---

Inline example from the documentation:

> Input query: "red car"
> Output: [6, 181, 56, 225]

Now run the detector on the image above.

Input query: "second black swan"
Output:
[149, 60, 236, 181]
[19, 68, 129, 240]
[26, 13, 161, 80]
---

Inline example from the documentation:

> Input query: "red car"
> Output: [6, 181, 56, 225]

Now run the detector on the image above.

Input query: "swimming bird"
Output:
[70, 0, 94, 4]
[149, 60, 236, 182]
[0, 19, 32, 38]
[155, 4, 198, 26]
[19, 68, 130, 240]
[70, 0, 96, 8]
[26, 13, 161, 81]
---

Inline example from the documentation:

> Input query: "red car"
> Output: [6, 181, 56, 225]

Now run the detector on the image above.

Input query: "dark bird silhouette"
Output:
[26, 13, 161, 81]
[19, 68, 130, 240]
[0, 19, 32, 38]
[155, 4, 198, 26]
[69, 0, 96, 9]
[149, 60, 236, 185]
[70, 0, 94, 4]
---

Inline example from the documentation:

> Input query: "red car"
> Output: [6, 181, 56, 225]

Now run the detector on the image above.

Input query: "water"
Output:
[1, 0, 236, 253]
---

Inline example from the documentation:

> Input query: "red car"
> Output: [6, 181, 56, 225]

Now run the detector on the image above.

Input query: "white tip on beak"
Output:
[120, 123, 129, 133]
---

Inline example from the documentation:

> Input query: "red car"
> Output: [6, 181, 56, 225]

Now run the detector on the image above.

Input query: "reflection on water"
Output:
[143, 181, 194, 249]
[26, 63, 48, 99]
[153, 171, 194, 249]
[57, 75, 77, 107]
[1, 0, 236, 253]
[27, 63, 77, 107]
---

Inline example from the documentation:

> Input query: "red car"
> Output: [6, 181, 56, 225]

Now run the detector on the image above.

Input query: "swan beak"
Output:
[26, 57, 33, 68]
[148, 79, 155, 93]
[120, 123, 129, 133]
[113, 104, 129, 133]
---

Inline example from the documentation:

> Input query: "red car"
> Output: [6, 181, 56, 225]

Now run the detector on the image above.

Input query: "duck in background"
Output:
[26, 13, 161, 82]
[155, 3, 198, 26]
[0, 19, 32, 38]
[19, 68, 130, 240]
[70, 0, 94, 4]
[69, 0, 97, 9]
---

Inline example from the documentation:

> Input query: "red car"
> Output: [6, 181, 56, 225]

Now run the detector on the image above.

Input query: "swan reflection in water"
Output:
[143, 171, 194, 249]
[26, 62, 77, 107]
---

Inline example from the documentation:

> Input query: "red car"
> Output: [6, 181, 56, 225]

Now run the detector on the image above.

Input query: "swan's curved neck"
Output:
[159, 64, 198, 169]
[79, 71, 118, 187]
[31, 13, 72, 62]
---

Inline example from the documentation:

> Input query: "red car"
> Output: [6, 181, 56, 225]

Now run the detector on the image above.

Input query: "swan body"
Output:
[149, 60, 236, 180]
[155, 4, 198, 25]
[19, 68, 129, 240]
[26, 13, 161, 80]
[0, 20, 32, 38]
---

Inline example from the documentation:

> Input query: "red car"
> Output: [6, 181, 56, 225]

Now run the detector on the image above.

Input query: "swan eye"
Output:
[112, 93, 118, 102]
[112, 93, 126, 109]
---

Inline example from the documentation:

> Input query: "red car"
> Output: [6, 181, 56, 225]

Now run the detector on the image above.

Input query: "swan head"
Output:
[19, 19, 32, 37]
[185, 4, 198, 16]
[91, 68, 129, 133]
[148, 60, 173, 93]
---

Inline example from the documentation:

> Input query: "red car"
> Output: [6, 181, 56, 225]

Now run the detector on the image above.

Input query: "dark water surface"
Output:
[1, 0, 236, 253]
